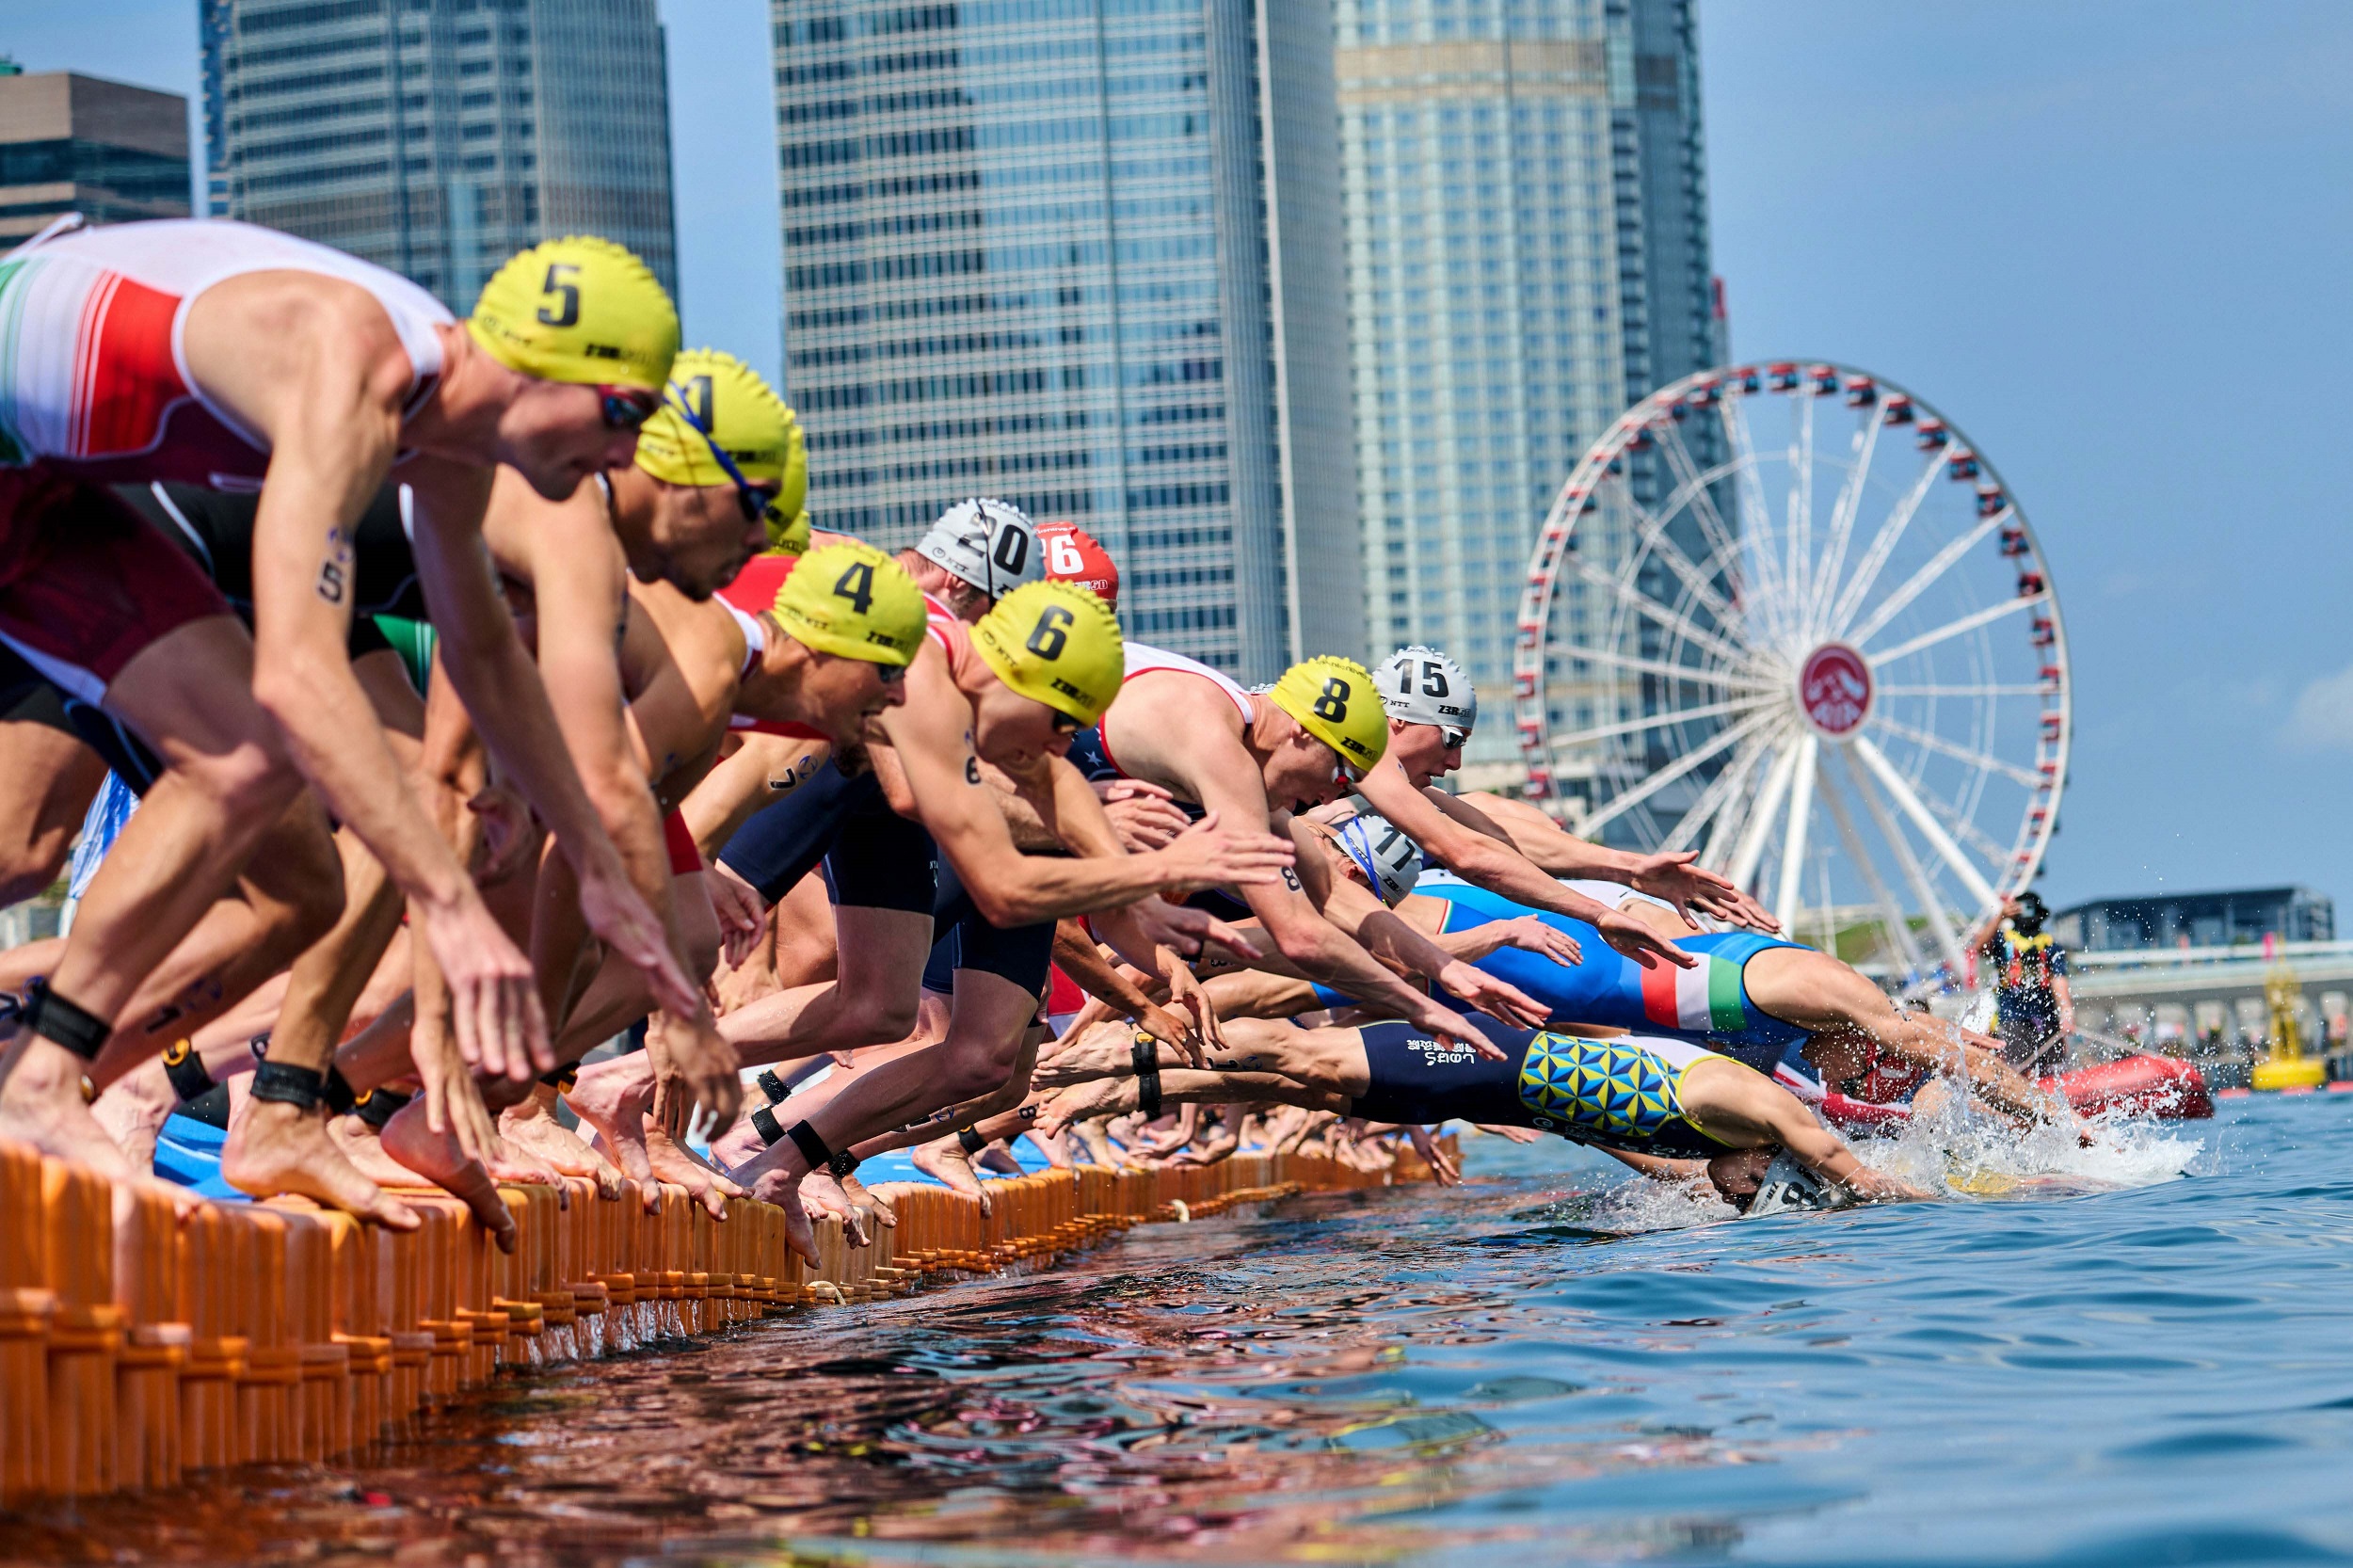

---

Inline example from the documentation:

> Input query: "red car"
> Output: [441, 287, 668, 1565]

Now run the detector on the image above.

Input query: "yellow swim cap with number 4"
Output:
[772, 542, 926, 667]
[467, 235, 680, 389]
[970, 581, 1124, 726]
[1269, 655, 1387, 775]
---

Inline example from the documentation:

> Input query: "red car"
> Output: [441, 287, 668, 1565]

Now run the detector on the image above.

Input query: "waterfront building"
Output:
[0, 66, 191, 244]
[772, 0, 1363, 678]
[1336, 0, 1717, 777]
[201, 0, 678, 311]
[2053, 888, 2337, 953]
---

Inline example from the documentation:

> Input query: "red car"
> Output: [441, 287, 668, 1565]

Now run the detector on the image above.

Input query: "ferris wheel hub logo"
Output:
[1799, 643, 1872, 739]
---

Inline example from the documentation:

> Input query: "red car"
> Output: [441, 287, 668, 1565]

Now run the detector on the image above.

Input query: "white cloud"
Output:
[2283, 664, 2353, 752]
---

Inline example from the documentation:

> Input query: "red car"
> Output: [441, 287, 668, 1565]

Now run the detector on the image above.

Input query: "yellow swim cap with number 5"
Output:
[772, 542, 927, 667]
[467, 235, 680, 389]
[1269, 655, 1387, 775]
[970, 581, 1124, 726]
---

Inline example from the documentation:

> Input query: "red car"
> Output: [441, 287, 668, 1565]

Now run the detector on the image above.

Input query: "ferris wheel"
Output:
[1510, 361, 2070, 985]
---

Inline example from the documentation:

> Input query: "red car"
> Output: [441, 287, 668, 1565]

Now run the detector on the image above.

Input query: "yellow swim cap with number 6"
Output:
[970, 581, 1124, 726]
[772, 542, 927, 667]
[1269, 655, 1387, 774]
[468, 235, 680, 389]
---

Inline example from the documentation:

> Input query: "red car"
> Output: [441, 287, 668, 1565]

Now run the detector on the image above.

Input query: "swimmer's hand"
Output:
[1629, 850, 1781, 934]
[1123, 895, 1265, 963]
[644, 1010, 743, 1142]
[1148, 810, 1296, 893]
[465, 783, 536, 884]
[1494, 915, 1583, 968]
[416, 888, 552, 1080]
[575, 854, 704, 1023]
[1596, 908, 1698, 971]
[1160, 955, 1221, 1064]
[1409, 997, 1506, 1061]
[1436, 959, 1550, 1031]
[1840, 1165, 1931, 1204]
[1405, 1124, 1462, 1186]
[1094, 778, 1193, 851]
[704, 864, 767, 970]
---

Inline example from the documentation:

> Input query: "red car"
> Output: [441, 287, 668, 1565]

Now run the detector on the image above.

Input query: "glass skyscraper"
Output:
[1337, 0, 1715, 776]
[773, 0, 1363, 678]
[201, 0, 678, 312]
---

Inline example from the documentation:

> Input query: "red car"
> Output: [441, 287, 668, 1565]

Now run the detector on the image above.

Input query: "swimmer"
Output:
[0, 221, 690, 1192]
[1036, 1013, 1928, 1208]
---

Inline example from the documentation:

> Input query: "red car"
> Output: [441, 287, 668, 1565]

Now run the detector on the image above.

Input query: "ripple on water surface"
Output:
[10, 1096, 2353, 1567]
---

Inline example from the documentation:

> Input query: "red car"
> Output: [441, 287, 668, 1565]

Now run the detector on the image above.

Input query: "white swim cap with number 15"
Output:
[1378, 645, 1477, 734]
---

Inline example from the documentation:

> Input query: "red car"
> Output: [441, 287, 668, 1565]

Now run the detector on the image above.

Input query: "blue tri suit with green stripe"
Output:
[1304, 875, 1816, 1077]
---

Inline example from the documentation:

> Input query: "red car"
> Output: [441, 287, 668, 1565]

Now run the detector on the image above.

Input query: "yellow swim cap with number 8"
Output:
[467, 235, 680, 389]
[969, 581, 1124, 726]
[1269, 655, 1387, 775]
[771, 542, 927, 667]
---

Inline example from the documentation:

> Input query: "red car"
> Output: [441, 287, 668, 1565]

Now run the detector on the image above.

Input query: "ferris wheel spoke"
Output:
[1911, 774, 2014, 869]
[1698, 739, 1774, 873]
[1718, 399, 1797, 644]
[1726, 737, 1800, 892]
[1826, 448, 1944, 633]
[1653, 420, 1750, 600]
[1850, 736, 2001, 911]
[1865, 589, 2045, 670]
[1559, 552, 1758, 671]
[1836, 750, 1967, 974]
[1662, 732, 1769, 856]
[1545, 638, 1773, 692]
[1787, 392, 1816, 631]
[1771, 732, 1821, 934]
[1866, 714, 2044, 791]
[1843, 505, 2015, 648]
[1806, 401, 1888, 632]
[1578, 708, 1781, 838]
[1817, 768, 1928, 978]
[1544, 694, 1769, 755]
[1878, 682, 2052, 699]
[1598, 470, 1745, 632]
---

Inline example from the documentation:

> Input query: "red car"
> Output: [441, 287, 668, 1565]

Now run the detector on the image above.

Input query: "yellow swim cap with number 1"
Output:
[467, 235, 680, 389]
[632, 348, 808, 549]
[771, 542, 927, 667]
[1269, 655, 1387, 776]
[970, 581, 1124, 726]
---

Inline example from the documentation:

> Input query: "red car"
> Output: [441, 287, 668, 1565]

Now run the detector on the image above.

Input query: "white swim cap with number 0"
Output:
[915, 498, 1044, 603]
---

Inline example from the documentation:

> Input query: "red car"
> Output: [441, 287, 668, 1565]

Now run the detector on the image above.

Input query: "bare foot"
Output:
[909, 1135, 991, 1211]
[483, 1130, 568, 1200]
[975, 1141, 1024, 1176]
[327, 1112, 424, 1187]
[1067, 1119, 1125, 1171]
[564, 1062, 659, 1189]
[707, 1103, 772, 1169]
[0, 1037, 139, 1180]
[1028, 1020, 1142, 1089]
[377, 1096, 518, 1252]
[800, 1168, 866, 1245]
[644, 1125, 739, 1220]
[839, 1172, 894, 1228]
[497, 1090, 620, 1198]
[221, 1096, 422, 1230]
[89, 1053, 182, 1173]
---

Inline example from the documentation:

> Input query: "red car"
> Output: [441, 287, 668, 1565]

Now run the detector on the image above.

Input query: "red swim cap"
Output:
[1037, 521, 1119, 610]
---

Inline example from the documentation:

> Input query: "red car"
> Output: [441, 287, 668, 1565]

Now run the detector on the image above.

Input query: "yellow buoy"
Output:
[2250, 958, 2328, 1090]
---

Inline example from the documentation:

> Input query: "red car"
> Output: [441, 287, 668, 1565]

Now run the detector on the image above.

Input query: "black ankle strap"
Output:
[161, 1038, 216, 1103]
[958, 1126, 986, 1156]
[539, 1062, 579, 1091]
[786, 1118, 832, 1170]
[750, 1104, 785, 1146]
[249, 1060, 325, 1110]
[756, 1068, 790, 1104]
[24, 979, 109, 1062]
[322, 1065, 359, 1117]
[1130, 1030, 1162, 1119]
[354, 1086, 409, 1130]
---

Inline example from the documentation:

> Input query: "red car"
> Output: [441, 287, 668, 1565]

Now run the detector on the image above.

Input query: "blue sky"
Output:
[11, 2, 2352, 912]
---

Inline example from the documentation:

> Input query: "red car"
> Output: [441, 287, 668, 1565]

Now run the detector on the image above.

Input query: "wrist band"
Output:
[828, 1148, 861, 1179]
[785, 1118, 833, 1171]
[539, 1063, 579, 1092]
[957, 1127, 986, 1156]
[354, 1086, 409, 1130]
[750, 1105, 785, 1146]
[161, 1038, 216, 1104]
[756, 1068, 790, 1104]
[322, 1065, 359, 1117]
[24, 979, 109, 1062]
[249, 1060, 325, 1110]
[1130, 1030, 1163, 1119]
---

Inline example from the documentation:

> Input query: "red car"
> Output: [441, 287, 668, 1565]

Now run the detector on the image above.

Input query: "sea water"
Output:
[11, 1095, 2353, 1567]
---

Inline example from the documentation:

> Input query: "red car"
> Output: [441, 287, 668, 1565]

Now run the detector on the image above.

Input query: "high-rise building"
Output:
[202, 0, 679, 312]
[0, 68, 191, 244]
[772, 0, 1364, 678]
[1336, 0, 1715, 776]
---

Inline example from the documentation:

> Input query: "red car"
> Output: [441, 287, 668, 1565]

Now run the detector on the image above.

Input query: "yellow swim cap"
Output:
[467, 235, 680, 389]
[1268, 655, 1387, 775]
[969, 582, 1124, 726]
[765, 505, 811, 556]
[633, 348, 800, 490]
[771, 541, 927, 667]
